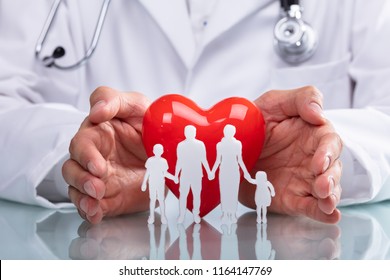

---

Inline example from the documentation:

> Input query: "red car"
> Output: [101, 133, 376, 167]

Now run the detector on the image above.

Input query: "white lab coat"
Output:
[0, 0, 389, 209]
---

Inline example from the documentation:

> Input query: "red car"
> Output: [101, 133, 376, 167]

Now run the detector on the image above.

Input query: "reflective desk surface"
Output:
[1, 196, 390, 260]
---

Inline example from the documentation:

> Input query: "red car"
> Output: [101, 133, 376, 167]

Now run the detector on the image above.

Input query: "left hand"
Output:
[239, 86, 343, 224]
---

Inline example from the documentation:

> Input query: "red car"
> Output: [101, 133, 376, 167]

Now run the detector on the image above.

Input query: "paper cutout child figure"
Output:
[175, 125, 212, 224]
[142, 144, 177, 224]
[248, 171, 275, 224]
[211, 124, 252, 223]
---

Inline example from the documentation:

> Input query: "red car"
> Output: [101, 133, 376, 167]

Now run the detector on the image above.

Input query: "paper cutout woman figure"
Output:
[211, 124, 252, 223]
[142, 144, 177, 224]
[248, 171, 275, 224]
[175, 125, 212, 224]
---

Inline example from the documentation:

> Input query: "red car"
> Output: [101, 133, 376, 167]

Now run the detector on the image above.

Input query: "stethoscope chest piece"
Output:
[273, 3, 318, 65]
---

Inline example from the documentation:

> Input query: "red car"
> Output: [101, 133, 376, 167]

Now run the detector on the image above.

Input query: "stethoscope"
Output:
[35, 0, 317, 70]
[274, 0, 318, 64]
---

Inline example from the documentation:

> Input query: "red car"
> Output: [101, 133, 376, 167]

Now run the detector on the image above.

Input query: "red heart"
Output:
[142, 94, 265, 217]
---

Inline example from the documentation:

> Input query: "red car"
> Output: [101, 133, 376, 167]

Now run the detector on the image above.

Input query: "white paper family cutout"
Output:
[141, 124, 274, 225]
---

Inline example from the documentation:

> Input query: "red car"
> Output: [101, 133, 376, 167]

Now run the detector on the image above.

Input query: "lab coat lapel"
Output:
[138, 0, 196, 69]
[201, 0, 273, 49]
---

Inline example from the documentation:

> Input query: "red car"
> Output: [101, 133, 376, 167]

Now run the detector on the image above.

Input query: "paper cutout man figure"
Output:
[175, 125, 212, 224]
[248, 171, 275, 224]
[142, 144, 177, 224]
[211, 124, 252, 223]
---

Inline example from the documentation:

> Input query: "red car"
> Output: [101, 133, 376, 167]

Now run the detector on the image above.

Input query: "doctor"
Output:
[0, 0, 389, 224]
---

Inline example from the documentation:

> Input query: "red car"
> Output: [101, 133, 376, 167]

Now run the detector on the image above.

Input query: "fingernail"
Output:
[328, 176, 335, 195]
[87, 161, 98, 176]
[84, 181, 97, 198]
[80, 197, 89, 213]
[90, 100, 106, 115]
[322, 155, 331, 173]
[309, 102, 325, 119]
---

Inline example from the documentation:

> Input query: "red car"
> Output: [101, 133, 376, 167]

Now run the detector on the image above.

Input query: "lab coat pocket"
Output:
[270, 55, 351, 90]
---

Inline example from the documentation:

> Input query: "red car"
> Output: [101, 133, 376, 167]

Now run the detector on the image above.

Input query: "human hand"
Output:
[239, 86, 342, 224]
[141, 183, 147, 192]
[62, 87, 151, 224]
[208, 171, 215, 180]
[174, 176, 179, 184]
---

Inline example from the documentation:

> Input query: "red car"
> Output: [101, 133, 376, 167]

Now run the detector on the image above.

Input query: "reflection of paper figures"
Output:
[255, 224, 275, 260]
[248, 171, 275, 224]
[220, 223, 239, 260]
[142, 144, 177, 224]
[148, 224, 167, 260]
[175, 125, 212, 224]
[178, 224, 202, 260]
[211, 124, 252, 223]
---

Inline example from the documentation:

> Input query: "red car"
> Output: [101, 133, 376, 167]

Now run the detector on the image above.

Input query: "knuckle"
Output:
[90, 86, 112, 104]
[302, 85, 324, 102]
[69, 136, 78, 155]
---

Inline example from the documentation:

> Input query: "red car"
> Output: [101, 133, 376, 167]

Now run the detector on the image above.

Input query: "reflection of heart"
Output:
[142, 94, 265, 217]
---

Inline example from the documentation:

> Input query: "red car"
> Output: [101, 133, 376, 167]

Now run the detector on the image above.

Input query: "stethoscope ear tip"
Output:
[53, 46, 66, 58]
[42, 46, 65, 68]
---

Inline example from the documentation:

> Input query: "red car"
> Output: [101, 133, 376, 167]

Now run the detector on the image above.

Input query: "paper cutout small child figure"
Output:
[142, 144, 177, 224]
[248, 171, 275, 224]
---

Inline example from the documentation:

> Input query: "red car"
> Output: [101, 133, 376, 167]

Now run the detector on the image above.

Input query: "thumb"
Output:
[255, 86, 326, 125]
[89, 86, 151, 123]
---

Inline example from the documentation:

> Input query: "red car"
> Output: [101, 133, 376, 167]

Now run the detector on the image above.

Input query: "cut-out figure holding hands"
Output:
[248, 171, 275, 224]
[211, 124, 252, 223]
[175, 125, 212, 224]
[142, 144, 177, 224]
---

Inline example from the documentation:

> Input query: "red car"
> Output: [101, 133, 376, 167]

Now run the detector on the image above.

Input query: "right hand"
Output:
[62, 87, 151, 224]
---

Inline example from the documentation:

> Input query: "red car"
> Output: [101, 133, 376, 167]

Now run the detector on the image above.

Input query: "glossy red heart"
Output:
[142, 94, 265, 217]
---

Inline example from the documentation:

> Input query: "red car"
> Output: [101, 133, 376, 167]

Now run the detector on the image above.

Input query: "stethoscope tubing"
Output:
[35, 0, 111, 70]
[35, 0, 316, 69]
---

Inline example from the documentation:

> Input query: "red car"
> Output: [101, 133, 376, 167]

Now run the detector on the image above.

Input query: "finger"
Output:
[89, 86, 151, 124]
[311, 130, 343, 176]
[85, 208, 104, 225]
[318, 183, 342, 215]
[68, 131, 107, 178]
[255, 86, 326, 125]
[62, 159, 106, 200]
[68, 185, 100, 218]
[312, 159, 342, 199]
[296, 196, 341, 224]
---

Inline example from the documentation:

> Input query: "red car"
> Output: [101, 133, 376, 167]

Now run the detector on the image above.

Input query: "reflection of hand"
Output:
[69, 213, 169, 259]
[239, 87, 342, 224]
[266, 215, 341, 260]
[237, 213, 341, 260]
[63, 87, 151, 224]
